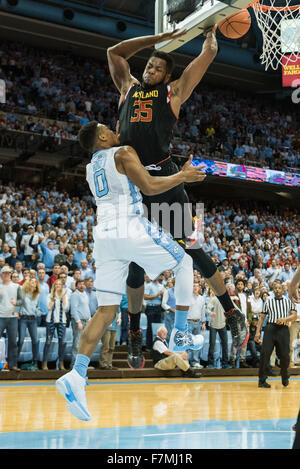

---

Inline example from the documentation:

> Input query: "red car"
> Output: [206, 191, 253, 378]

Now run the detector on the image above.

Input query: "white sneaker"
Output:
[191, 363, 203, 369]
[56, 369, 91, 421]
[169, 328, 204, 352]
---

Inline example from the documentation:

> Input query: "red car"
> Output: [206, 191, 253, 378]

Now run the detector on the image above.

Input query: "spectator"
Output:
[14, 260, 24, 281]
[247, 314, 261, 367]
[37, 267, 49, 327]
[5, 225, 17, 248]
[99, 309, 121, 370]
[73, 242, 87, 268]
[144, 276, 164, 351]
[70, 268, 82, 292]
[11, 272, 20, 284]
[206, 289, 231, 369]
[47, 263, 61, 288]
[152, 326, 202, 377]
[6, 247, 22, 269]
[17, 278, 41, 370]
[40, 234, 59, 272]
[69, 279, 91, 368]
[1, 242, 11, 260]
[65, 252, 78, 275]
[54, 244, 68, 266]
[58, 271, 72, 327]
[249, 288, 263, 316]
[42, 279, 67, 370]
[84, 276, 98, 318]
[187, 283, 206, 369]
[0, 265, 23, 371]
[80, 259, 92, 280]
[20, 226, 39, 267]
[229, 279, 252, 368]
[279, 262, 294, 283]
[19, 268, 30, 285]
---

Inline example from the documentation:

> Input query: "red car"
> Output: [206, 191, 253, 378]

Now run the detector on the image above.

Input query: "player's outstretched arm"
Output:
[170, 26, 218, 108]
[289, 265, 300, 303]
[107, 29, 186, 96]
[115, 147, 206, 196]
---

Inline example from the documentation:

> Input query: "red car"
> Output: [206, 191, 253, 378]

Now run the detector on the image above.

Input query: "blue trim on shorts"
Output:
[141, 218, 185, 265]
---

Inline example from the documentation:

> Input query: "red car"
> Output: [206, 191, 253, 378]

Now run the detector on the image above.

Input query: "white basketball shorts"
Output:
[92, 217, 185, 306]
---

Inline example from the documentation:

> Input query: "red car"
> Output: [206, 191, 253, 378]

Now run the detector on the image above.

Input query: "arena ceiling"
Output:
[99, 0, 155, 23]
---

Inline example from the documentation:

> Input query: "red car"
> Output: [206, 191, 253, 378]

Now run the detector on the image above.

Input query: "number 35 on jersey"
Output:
[130, 100, 153, 123]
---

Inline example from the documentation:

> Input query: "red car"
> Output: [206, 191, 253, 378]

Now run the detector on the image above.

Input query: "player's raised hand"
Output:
[156, 28, 187, 44]
[181, 155, 206, 183]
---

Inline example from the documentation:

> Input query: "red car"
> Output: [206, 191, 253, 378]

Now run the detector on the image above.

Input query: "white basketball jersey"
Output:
[86, 146, 144, 224]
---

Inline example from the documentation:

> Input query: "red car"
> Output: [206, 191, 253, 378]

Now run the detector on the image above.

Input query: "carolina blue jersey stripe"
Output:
[141, 218, 185, 265]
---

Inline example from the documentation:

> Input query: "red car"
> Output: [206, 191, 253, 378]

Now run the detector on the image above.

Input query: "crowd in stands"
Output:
[0, 40, 299, 171]
[0, 179, 298, 371]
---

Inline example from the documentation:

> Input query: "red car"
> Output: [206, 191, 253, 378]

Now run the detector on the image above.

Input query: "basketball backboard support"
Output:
[155, 0, 252, 52]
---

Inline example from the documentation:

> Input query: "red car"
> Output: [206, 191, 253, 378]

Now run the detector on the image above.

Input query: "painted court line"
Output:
[0, 377, 299, 387]
[144, 429, 293, 437]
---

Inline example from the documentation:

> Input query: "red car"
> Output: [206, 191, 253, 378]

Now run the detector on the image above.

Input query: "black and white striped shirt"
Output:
[263, 297, 296, 324]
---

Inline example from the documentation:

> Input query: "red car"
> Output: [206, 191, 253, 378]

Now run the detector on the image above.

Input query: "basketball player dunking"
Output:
[56, 122, 206, 421]
[107, 26, 249, 368]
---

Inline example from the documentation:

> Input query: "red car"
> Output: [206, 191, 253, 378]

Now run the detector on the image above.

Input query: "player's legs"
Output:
[126, 262, 146, 369]
[56, 303, 120, 422]
[129, 222, 204, 355]
[168, 253, 204, 353]
[56, 235, 128, 420]
[143, 163, 248, 349]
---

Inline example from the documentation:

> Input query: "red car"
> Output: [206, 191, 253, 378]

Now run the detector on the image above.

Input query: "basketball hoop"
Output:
[250, 0, 300, 70]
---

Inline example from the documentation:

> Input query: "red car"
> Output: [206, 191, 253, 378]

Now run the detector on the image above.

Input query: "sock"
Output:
[74, 353, 90, 378]
[129, 312, 141, 332]
[217, 291, 235, 313]
[174, 309, 188, 332]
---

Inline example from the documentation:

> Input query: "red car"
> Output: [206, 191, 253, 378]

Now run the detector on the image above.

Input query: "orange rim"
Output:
[250, 0, 300, 11]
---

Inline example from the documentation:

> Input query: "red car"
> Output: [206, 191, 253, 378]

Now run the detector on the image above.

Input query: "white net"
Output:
[251, 0, 300, 70]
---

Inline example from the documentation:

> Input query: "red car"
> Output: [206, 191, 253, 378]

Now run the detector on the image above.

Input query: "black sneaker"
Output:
[182, 368, 202, 378]
[127, 330, 145, 370]
[282, 378, 289, 387]
[258, 381, 271, 388]
[292, 424, 297, 431]
[225, 307, 249, 349]
[239, 360, 251, 368]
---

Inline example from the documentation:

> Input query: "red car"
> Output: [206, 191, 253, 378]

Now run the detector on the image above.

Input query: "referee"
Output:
[255, 281, 297, 388]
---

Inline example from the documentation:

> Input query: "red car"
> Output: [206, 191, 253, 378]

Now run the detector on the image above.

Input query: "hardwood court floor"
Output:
[0, 376, 299, 449]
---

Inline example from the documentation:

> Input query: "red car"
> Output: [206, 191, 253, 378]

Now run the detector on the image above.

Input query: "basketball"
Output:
[218, 9, 251, 39]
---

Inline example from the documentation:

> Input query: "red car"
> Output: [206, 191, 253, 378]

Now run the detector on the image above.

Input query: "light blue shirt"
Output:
[38, 280, 50, 316]
[20, 292, 41, 317]
[70, 289, 91, 322]
[144, 282, 163, 306]
[73, 250, 87, 268]
[279, 270, 294, 282]
[40, 242, 59, 270]
[85, 288, 98, 317]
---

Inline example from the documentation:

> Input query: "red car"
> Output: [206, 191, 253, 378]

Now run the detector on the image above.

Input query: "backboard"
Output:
[155, 0, 252, 52]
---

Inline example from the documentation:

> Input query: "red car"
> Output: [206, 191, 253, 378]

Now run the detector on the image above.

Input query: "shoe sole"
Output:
[127, 356, 145, 370]
[56, 377, 91, 421]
